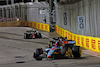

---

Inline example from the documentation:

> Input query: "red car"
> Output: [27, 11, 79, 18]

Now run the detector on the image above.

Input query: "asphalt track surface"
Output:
[0, 27, 100, 67]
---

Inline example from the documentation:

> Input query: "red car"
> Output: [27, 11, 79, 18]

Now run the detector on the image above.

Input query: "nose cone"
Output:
[47, 55, 51, 58]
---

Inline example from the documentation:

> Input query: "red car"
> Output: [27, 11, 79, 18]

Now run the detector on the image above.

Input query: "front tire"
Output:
[33, 48, 43, 60]
[34, 52, 42, 60]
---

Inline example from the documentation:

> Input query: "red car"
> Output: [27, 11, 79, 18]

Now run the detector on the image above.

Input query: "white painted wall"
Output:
[26, 2, 50, 24]
[55, 0, 100, 37]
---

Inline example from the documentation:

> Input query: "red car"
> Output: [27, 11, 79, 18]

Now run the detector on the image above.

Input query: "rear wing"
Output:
[53, 37, 67, 40]
[26, 30, 36, 33]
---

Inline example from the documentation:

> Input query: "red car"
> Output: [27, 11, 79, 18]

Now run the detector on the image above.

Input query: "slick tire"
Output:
[72, 46, 81, 58]
[34, 52, 42, 60]
[39, 33, 42, 38]
[33, 48, 43, 60]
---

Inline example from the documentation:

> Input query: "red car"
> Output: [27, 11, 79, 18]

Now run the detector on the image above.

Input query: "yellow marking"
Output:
[66, 47, 72, 58]
[53, 52, 59, 54]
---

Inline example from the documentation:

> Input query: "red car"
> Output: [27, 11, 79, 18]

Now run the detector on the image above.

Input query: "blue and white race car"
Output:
[33, 37, 81, 60]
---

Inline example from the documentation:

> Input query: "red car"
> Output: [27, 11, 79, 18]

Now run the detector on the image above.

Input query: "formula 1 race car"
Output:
[33, 37, 81, 60]
[24, 30, 42, 39]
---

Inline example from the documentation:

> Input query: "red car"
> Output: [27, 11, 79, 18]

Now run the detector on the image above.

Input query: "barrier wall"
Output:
[0, 21, 99, 53]
[55, 0, 100, 37]
[0, 21, 50, 32]
[28, 22, 50, 32]
[56, 25, 100, 53]
[0, 21, 20, 27]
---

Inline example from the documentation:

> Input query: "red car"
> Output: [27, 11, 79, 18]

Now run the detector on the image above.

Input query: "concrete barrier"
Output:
[0, 21, 50, 32]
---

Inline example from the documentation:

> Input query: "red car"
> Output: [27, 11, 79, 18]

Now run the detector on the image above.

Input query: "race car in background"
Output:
[33, 37, 81, 60]
[24, 30, 42, 39]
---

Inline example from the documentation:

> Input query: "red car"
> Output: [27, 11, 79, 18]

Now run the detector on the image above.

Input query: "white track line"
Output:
[82, 51, 100, 58]
[26, 28, 34, 30]
[41, 34, 54, 41]
[75, 64, 100, 67]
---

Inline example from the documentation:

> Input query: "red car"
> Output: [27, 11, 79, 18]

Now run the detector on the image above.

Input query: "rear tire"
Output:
[72, 46, 81, 58]
[35, 33, 38, 38]
[39, 33, 42, 38]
